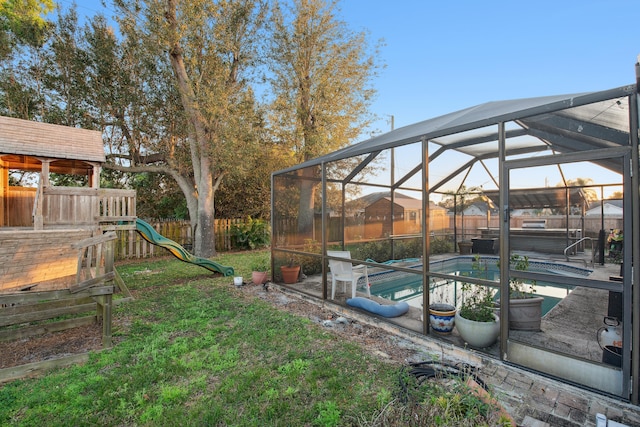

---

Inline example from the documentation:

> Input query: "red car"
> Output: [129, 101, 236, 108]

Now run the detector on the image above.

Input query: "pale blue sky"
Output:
[339, 0, 639, 135]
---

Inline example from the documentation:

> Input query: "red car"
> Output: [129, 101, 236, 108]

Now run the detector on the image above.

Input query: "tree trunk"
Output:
[195, 165, 216, 257]
[166, 0, 217, 258]
[297, 168, 316, 243]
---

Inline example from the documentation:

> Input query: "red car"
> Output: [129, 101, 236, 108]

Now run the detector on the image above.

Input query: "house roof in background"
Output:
[355, 191, 446, 211]
[586, 199, 624, 215]
[588, 199, 623, 210]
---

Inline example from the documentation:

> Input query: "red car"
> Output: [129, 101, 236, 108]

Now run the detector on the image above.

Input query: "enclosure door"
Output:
[503, 149, 632, 399]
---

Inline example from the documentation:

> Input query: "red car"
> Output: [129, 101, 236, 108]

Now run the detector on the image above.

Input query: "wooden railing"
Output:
[3, 186, 36, 227]
[0, 232, 120, 347]
[40, 187, 136, 229]
[97, 189, 137, 224]
[0, 231, 129, 381]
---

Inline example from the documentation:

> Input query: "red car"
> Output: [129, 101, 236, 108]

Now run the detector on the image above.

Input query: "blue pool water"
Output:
[368, 256, 592, 313]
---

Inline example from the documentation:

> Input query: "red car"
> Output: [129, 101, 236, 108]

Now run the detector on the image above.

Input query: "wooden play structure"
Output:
[0, 116, 136, 377]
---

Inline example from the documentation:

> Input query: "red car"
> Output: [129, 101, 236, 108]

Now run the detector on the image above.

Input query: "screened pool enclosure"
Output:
[271, 82, 640, 403]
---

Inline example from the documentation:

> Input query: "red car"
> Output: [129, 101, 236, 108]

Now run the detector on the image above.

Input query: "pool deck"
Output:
[298, 251, 620, 362]
[286, 251, 638, 426]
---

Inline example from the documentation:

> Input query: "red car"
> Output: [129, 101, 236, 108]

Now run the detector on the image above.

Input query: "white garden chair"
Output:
[327, 250, 370, 299]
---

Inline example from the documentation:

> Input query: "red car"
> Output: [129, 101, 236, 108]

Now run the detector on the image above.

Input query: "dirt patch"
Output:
[0, 280, 421, 371]
[0, 323, 104, 369]
[244, 282, 422, 364]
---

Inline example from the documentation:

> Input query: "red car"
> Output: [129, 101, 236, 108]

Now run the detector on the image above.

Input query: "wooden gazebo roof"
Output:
[0, 116, 104, 173]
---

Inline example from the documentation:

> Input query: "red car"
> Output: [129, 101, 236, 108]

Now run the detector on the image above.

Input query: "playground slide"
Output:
[135, 218, 235, 277]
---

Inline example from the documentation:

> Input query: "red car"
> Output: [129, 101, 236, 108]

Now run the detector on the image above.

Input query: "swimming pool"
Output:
[368, 256, 592, 314]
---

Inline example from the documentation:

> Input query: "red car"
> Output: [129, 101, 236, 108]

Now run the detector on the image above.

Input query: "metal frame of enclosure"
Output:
[271, 78, 640, 403]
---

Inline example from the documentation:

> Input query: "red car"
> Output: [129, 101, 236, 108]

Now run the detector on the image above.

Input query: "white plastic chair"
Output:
[327, 250, 370, 299]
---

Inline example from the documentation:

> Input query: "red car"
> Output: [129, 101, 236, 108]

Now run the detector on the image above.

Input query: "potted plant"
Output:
[427, 277, 456, 334]
[280, 257, 301, 284]
[458, 240, 473, 255]
[607, 228, 623, 262]
[455, 257, 500, 348]
[428, 303, 457, 334]
[505, 254, 543, 331]
[250, 253, 270, 285]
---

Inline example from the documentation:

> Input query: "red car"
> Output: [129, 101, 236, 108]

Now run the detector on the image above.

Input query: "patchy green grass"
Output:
[0, 252, 510, 426]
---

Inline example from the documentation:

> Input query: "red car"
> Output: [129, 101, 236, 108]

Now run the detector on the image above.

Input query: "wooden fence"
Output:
[114, 218, 252, 260]
[116, 214, 624, 261]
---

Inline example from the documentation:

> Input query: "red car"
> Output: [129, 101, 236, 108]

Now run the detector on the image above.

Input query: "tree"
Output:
[437, 186, 483, 211]
[0, 0, 54, 59]
[1, 6, 101, 124]
[214, 143, 282, 219]
[268, 0, 381, 237]
[39, 7, 95, 127]
[557, 177, 598, 202]
[99, 0, 268, 257]
[0, 1, 57, 119]
[0, 55, 39, 118]
[0, 0, 383, 256]
[608, 191, 623, 199]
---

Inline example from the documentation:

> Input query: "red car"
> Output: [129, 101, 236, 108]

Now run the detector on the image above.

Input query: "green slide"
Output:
[135, 218, 235, 277]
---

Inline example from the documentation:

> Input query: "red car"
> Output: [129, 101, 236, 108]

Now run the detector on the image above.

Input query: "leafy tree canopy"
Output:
[0, 0, 54, 57]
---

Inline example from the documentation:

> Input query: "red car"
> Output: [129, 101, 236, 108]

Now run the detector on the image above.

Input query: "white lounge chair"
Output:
[327, 250, 370, 299]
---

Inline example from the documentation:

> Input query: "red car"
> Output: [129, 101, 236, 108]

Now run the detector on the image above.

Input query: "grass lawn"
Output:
[0, 251, 511, 426]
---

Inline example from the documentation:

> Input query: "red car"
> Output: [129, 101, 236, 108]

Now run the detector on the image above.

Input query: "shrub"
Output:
[459, 256, 496, 322]
[230, 217, 270, 250]
[300, 240, 322, 275]
[430, 237, 453, 254]
[394, 237, 423, 259]
[351, 240, 391, 262]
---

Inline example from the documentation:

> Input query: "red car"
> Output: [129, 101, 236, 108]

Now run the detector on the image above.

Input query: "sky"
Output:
[338, 0, 639, 135]
[58, 0, 639, 196]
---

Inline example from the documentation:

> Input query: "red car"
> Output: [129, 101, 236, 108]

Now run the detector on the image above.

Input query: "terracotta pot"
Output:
[455, 312, 500, 348]
[252, 271, 268, 285]
[280, 265, 300, 284]
[428, 303, 456, 334]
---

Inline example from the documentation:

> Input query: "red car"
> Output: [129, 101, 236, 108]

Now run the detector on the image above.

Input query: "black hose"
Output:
[398, 360, 488, 403]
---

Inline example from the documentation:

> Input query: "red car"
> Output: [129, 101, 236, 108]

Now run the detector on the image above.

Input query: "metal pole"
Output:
[321, 162, 328, 300]
[565, 187, 570, 253]
[390, 116, 395, 259]
[270, 172, 275, 282]
[498, 122, 509, 358]
[422, 136, 430, 335]
[629, 57, 640, 403]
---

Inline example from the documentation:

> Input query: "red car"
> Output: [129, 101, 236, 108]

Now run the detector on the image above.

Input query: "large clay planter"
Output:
[428, 303, 456, 334]
[252, 271, 268, 285]
[454, 312, 500, 348]
[280, 265, 300, 284]
[509, 296, 544, 331]
[458, 241, 473, 255]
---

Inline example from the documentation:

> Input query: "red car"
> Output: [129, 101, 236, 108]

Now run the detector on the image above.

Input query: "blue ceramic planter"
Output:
[428, 303, 456, 334]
